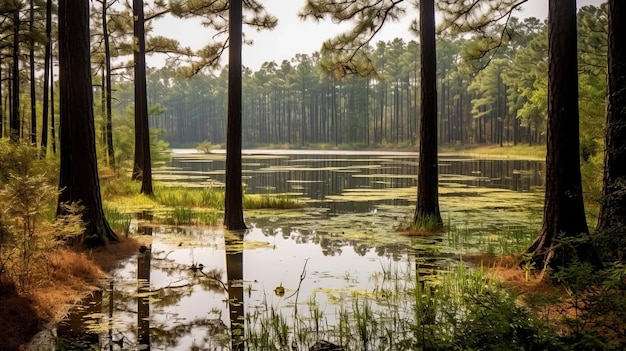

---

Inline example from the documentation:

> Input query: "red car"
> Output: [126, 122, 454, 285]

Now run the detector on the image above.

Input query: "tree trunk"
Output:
[11, 7, 20, 143]
[1, 54, 4, 137]
[29, 0, 36, 145]
[40, 0, 52, 157]
[224, 0, 246, 230]
[524, 0, 598, 270]
[51, 51, 56, 154]
[103, 0, 116, 169]
[595, 0, 626, 261]
[132, 0, 153, 195]
[413, 0, 442, 228]
[57, 0, 118, 245]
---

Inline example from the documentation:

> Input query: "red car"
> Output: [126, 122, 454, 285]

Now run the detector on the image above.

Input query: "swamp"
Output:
[37, 149, 552, 350]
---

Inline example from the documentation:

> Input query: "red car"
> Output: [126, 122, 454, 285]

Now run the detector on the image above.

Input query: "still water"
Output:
[45, 150, 545, 350]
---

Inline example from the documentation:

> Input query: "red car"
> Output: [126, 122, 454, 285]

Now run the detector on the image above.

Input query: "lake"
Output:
[41, 149, 545, 350]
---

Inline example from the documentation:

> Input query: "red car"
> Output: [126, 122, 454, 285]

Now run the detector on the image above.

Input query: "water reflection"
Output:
[225, 231, 244, 351]
[161, 151, 544, 213]
[56, 290, 102, 349]
[137, 245, 151, 350]
[52, 151, 544, 350]
[55, 223, 452, 350]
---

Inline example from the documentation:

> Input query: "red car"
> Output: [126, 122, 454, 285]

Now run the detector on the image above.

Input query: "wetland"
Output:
[42, 149, 547, 350]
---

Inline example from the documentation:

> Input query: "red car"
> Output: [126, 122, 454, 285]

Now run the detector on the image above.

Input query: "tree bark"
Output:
[525, 0, 598, 270]
[595, 0, 626, 261]
[57, 0, 118, 245]
[132, 0, 153, 195]
[1, 54, 4, 138]
[29, 0, 36, 145]
[11, 6, 20, 143]
[103, 0, 116, 169]
[50, 51, 56, 154]
[413, 0, 442, 228]
[224, 0, 246, 230]
[40, 0, 52, 157]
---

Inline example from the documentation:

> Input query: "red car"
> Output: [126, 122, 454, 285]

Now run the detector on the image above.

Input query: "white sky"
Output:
[149, 0, 604, 71]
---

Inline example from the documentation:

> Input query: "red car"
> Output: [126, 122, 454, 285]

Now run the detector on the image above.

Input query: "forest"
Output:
[1, 0, 625, 350]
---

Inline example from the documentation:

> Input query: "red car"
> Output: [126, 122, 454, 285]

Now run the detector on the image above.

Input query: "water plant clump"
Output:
[103, 206, 132, 236]
[242, 263, 559, 351]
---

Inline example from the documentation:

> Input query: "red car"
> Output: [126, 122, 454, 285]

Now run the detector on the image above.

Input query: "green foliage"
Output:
[153, 186, 224, 209]
[244, 263, 559, 350]
[552, 258, 626, 350]
[153, 185, 302, 210]
[0, 142, 83, 292]
[196, 140, 216, 154]
[103, 206, 131, 237]
[243, 194, 302, 210]
[410, 213, 444, 232]
[521, 253, 536, 281]
[111, 106, 171, 173]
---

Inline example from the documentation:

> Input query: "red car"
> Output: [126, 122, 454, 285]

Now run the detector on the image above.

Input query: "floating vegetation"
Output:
[53, 151, 555, 350]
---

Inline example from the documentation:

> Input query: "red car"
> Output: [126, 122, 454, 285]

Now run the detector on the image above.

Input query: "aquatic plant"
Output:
[242, 263, 559, 351]
[103, 206, 131, 236]
[244, 194, 302, 210]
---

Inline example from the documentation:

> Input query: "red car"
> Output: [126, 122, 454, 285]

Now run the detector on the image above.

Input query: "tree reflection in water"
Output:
[225, 230, 245, 350]
[50, 152, 546, 349]
[137, 245, 151, 350]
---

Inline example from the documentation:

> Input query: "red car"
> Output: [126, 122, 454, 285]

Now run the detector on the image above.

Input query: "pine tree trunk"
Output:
[1, 55, 4, 137]
[40, 0, 52, 157]
[132, 0, 153, 195]
[595, 0, 626, 261]
[525, 0, 598, 270]
[57, 0, 118, 245]
[51, 52, 56, 154]
[414, 0, 442, 227]
[29, 0, 36, 145]
[224, 0, 246, 230]
[11, 7, 20, 143]
[103, 0, 116, 169]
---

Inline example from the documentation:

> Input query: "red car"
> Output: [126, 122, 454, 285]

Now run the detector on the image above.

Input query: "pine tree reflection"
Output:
[56, 290, 102, 349]
[225, 230, 245, 350]
[137, 245, 151, 350]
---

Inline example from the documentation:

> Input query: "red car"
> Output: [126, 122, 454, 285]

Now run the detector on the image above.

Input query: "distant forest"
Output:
[0, 4, 607, 151]
[104, 4, 606, 151]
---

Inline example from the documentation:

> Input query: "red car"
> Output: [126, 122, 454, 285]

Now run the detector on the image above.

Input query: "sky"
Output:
[150, 0, 604, 71]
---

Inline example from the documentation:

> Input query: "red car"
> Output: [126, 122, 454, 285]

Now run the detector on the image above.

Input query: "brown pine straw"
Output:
[461, 253, 623, 337]
[0, 236, 143, 351]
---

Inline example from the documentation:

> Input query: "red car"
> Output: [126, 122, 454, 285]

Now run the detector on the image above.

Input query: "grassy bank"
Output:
[439, 143, 546, 160]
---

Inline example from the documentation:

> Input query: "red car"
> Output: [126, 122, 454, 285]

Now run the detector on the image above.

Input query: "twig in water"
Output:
[285, 258, 309, 315]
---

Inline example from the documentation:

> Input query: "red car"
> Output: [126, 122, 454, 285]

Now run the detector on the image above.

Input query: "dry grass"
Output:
[462, 253, 591, 333]
[0, 236, 143, 351]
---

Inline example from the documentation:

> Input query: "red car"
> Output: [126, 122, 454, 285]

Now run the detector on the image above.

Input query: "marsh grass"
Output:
[154, 185, 301, 210]
[103, 206, 131, 236]
[165, 207, 220, 226]
[103, 182, 301, 229]
[242, 263, 557, 351]
[445, 223, 537, 256]
[244, 194, 302, 210]
[440, 143, 546, 160]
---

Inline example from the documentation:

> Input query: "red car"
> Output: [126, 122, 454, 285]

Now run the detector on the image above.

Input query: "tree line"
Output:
[1, 3, 606, 153]
[138, 7, 606, 152]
